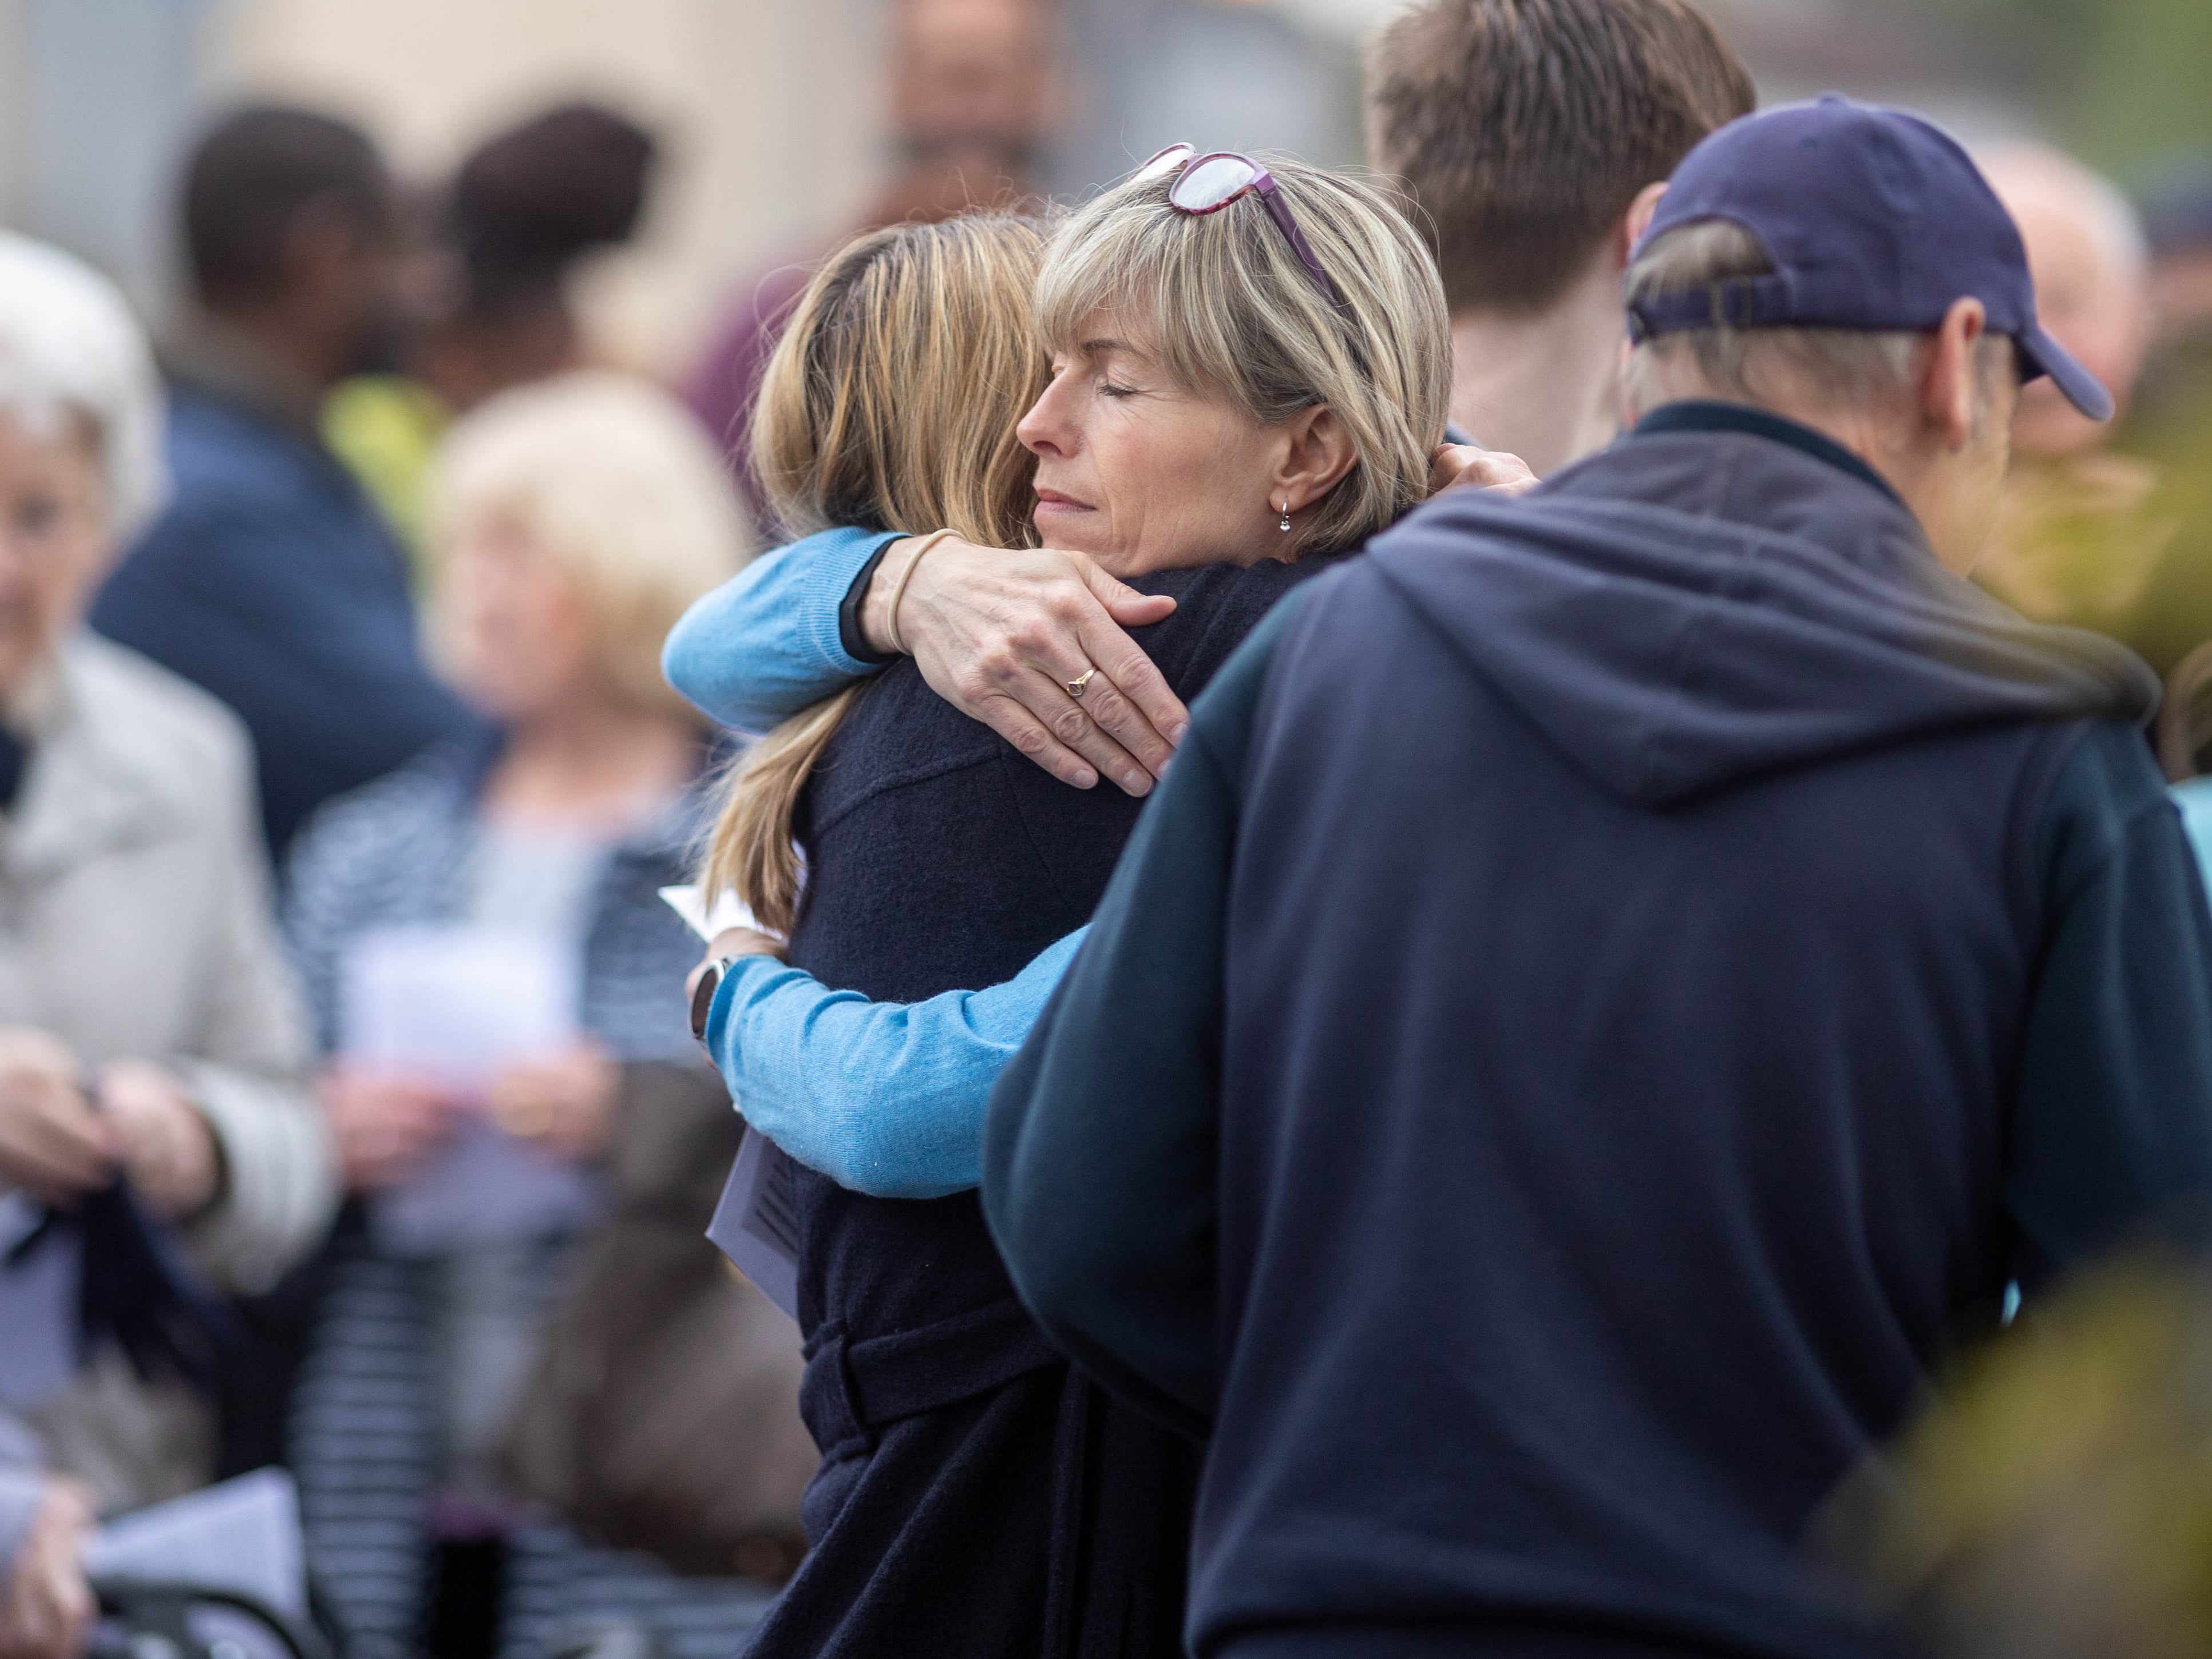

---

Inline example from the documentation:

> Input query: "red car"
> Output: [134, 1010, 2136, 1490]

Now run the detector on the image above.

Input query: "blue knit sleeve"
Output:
[701, 929, 1085, 1199]
[662, 528, 903, 734]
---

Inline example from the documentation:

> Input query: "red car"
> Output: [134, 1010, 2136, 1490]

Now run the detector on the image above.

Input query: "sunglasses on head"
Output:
[1133, 144, 1350, 311]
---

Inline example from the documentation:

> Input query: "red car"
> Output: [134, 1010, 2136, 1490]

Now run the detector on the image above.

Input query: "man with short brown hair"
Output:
[1367, 0, 1754, 472]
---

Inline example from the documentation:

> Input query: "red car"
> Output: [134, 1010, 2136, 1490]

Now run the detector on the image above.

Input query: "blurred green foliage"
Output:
[1923, 0, 2212, 177]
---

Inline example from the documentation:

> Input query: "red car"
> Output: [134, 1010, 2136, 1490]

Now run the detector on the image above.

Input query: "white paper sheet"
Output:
[0, 1193, 79, 1409]
[707, 1129, 801, 1321]
[341, 928, 600, 1252]
[342, 927, 578, 1085]
[658, 884, 770, 943]
[85, 1467, 307, 1618]
[668, 885, 798, 1320]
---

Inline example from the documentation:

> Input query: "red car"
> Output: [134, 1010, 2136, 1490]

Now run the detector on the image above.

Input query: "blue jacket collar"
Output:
[1633, 400, 1906, 512]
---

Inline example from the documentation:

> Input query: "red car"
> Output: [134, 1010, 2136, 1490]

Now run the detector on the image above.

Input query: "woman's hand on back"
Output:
[861, 537, 1190, 797]
[1429, 444, 1539, 500]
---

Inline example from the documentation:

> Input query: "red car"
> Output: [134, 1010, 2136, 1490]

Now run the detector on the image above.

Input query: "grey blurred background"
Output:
[0, 0, 2203, 379]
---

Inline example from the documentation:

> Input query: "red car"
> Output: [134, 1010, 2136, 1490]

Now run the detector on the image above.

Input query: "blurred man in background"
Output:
[683, 0, 1051, 528]
[323, 100, 664, 566]
[89, 105, 474, 860]
[2139, 160, 2212, 413]
[1364, 0, 1754, 474]
[1970, 144, 2168, 637]
[2123, 161, 2212, 688]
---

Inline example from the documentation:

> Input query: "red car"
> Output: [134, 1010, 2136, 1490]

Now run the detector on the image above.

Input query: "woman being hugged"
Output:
[681, 156, 1454, 1658]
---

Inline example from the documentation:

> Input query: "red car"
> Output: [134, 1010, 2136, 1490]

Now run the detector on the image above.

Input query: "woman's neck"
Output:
[481, 696, 697, 836]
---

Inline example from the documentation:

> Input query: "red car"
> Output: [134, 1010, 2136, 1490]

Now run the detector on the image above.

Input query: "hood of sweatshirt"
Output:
[1364, 407, 2160, 808]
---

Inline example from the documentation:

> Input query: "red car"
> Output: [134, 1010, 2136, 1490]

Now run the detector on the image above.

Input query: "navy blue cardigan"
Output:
[786, 553, 1335, 1350]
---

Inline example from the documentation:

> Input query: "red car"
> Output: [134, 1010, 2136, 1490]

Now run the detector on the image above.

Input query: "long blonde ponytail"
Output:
[698, 213, 1052, 935]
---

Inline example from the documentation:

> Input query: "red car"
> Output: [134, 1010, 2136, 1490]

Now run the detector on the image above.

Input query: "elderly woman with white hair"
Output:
[282, 371, 808, 1659]
[0, 236, 329, 1655]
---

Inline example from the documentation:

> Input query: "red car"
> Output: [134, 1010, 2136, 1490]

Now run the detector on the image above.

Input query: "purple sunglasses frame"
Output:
[1135, 143, 1350, 310]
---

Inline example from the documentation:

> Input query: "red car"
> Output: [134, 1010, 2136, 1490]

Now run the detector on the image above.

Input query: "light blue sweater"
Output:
[2173, 778, 2212, 898]
[661, 527, 1085, 1200]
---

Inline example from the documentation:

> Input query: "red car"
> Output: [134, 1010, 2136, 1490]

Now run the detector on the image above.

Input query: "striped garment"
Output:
[283, 739, 775, 1657]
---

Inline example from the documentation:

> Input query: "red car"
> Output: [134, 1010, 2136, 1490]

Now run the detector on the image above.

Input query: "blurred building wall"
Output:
[1047, 0, 1361, 194]
[0, 0, 212, 312]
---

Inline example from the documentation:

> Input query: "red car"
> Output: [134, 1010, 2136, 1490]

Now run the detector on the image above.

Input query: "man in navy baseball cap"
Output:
[1618, 94, 2118, 580]
[982, 95, 2212, 1659]
[1629, 94, 2114, 420]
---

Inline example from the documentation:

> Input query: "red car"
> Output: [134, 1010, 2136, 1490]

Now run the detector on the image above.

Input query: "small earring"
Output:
[1277, 502, 1292, 533]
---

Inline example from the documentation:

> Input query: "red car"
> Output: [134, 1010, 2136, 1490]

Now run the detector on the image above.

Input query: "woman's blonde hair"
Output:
[1035, 154, 1451, 557]
[701, 213, 1052, 932]
[432, 370, 748, 718]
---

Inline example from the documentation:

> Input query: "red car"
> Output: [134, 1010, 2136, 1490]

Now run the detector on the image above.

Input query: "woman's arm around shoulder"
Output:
[662, 527, 903, 734]
[700, 929, 1085, 1199]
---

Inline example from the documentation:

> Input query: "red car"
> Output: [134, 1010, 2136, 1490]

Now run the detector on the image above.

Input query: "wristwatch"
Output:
[690, 957, 738, 1046]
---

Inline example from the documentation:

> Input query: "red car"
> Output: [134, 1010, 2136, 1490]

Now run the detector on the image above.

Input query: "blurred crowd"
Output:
[0, 0, 2207, 1658]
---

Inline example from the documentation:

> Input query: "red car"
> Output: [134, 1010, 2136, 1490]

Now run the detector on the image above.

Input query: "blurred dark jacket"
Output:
[89, 322, 476, 857]
[987, 403, 2212, 1659]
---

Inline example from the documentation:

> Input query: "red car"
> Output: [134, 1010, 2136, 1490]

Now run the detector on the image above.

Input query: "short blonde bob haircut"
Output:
[431, 370, 749, 720]
[1035, 153, 1451, 557]
[701, 213, 1054, 931]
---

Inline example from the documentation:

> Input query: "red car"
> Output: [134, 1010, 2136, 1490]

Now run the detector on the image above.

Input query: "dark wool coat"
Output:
[743, 556, 1333, 1659]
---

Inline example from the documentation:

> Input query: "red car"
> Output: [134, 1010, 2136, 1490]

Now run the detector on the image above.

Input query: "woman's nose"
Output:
[1016, 376, 1074, 457]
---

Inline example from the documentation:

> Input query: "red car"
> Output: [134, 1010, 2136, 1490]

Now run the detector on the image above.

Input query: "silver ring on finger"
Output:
[1066, 667, 1098, 699]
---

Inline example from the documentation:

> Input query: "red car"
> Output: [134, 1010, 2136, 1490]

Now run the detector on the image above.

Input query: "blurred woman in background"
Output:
[285, 372, 808, 1659]
[0, 232, 330, 1656]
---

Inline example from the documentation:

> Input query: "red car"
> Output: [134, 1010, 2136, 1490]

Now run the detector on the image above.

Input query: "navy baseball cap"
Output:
[1628, 95, 2114, 421]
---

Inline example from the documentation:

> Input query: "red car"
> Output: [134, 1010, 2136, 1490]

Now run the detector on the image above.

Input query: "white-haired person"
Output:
[282, 373, 804, 1659]
[1969, 142, 2166, 636]
[0, 236, 330, 1657]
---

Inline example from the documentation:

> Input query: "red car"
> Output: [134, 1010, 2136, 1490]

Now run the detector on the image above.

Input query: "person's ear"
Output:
[1613, 182, 1669, 268]
[1920, 296, 1988, 452]
[1272, 406, 1358, 516]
